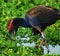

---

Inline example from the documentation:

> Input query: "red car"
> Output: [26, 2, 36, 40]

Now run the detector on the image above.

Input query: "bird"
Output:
[32, 28, 40, 35]
[7, 5, 60, 53]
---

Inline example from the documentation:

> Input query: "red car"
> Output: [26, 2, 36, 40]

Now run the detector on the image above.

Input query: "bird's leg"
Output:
[39, 32, 46, 47]
[29, 23, 49, 52]
[45, 39, 49, 53]
[39, 32, 49, 53]
[39, 38, 44, 47]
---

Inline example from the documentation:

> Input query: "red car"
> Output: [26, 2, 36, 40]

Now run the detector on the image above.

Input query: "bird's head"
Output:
[7, 19, 18, 40]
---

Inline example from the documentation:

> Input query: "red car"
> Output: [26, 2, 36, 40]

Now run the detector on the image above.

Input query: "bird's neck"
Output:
[13, 18, 31, 28]
[19, 19, 29, 27]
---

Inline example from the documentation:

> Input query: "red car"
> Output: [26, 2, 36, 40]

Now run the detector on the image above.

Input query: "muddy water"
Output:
[16, 35, 60, 54]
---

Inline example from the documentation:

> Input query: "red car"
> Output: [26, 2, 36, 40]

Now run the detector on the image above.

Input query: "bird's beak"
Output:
[13, 30, 16, 35]
[9, 34, 13, 40]
[9, 30, 16, 41]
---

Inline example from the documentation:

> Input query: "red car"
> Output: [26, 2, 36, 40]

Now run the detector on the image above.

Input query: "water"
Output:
[42, 44, 60, 54]
[15, 34, 30, 41]
[22, 42, 35, 47]
[16, 35, 60, 54]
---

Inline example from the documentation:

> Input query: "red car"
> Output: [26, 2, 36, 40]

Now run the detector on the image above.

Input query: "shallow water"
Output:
[16, 35, 60, 54]
[42, 44, 60, 54]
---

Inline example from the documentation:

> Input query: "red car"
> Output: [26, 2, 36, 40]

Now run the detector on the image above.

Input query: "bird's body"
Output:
[7, 5, 60, 34]
[7, 5, 60, 53]
[27, 5, 60, 30]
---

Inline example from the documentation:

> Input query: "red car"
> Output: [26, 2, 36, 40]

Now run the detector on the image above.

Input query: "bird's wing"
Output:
[27, 5, 58, 24]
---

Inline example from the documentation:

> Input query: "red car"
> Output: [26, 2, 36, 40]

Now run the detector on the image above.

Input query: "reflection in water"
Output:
[16, 35, 60, 54]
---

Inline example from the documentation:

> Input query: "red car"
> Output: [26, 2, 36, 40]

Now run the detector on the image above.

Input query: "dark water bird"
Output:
[7, 5, 60, 53]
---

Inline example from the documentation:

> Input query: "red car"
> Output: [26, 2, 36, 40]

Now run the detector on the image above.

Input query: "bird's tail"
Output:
[57, 12, 60, 20]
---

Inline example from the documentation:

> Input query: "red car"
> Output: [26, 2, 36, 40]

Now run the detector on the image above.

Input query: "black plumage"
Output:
[27, 5, 60, 30]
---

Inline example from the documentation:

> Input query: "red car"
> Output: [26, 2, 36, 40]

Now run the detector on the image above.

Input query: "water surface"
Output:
[16, 35, 60, 54]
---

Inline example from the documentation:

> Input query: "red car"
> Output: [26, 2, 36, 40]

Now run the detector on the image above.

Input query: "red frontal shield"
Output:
[7, 20, 13, 32]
